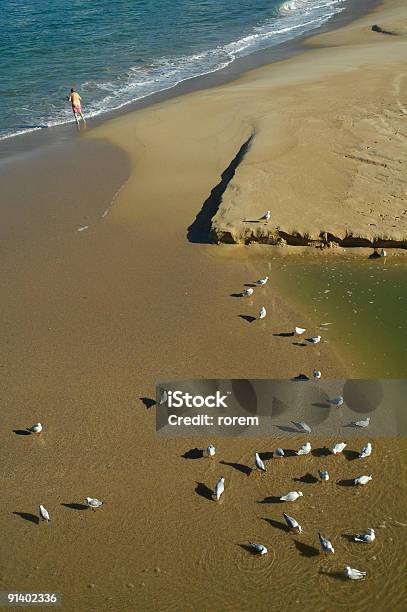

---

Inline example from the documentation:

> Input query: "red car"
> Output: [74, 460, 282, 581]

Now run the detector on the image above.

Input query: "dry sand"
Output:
[1, 1, 407, 611]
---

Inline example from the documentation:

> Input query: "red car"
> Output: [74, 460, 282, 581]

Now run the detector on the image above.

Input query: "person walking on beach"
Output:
[68, 88, 86, 126]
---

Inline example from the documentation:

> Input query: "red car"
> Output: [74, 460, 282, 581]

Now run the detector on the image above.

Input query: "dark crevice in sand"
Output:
[187, 133, 255, 243]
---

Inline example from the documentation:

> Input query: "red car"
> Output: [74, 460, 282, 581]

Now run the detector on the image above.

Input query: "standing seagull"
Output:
[256, 276, 269, 286]
[318, 533, 334, 554]
[354, 475, 372, 486]
[359, 442, 372, 458]
[354, 528, 375, 543]
[280, 491, 303, 502]
[296, 442, 311, 456]
[258, 306, 267, 320]
[27, 423, 43, 435]
[293, 421, 312, 434]
[379, 249, 387, 257]
[329, 396, 344, 407]
[330, 442, 347, 455]
[275, 448, 285, 458]
[214, 477, 225, 501]
[318, 469, 329, 482]
[313, 370, 322, 380]
[248, 542, 268, 555]
[283, 512, 302, 533]
[294, 326, 306, 336]
[259, 211, 271, 222]
[344, 566, 367, 580]
[307, 335, 321, 344]
[255, 452, 266, 472]
[352, 416, 370, 428]
[242, 287, 254, 297]
[39, 505, 50, 522]
[207, 444, 216, 458]
[85, 497, 104, 511]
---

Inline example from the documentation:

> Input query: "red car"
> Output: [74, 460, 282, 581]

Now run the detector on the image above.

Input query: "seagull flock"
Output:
[206, 434, 374, 580]
[17, 423, 103, 522]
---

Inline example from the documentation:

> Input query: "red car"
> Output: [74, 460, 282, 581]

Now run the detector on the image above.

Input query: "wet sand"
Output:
[1, 0, 407, 611]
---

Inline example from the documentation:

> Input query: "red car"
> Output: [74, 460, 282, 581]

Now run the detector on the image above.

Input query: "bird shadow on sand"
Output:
[239, 543, 260, 555]
[243, 283, 257, 288]
[258, 496, 283, 504]
[311, 447, 330, 457]
[139, 397, 156, 410]
[337, 478, 355, 487]
[273, 331, 295, 337]
[341, 533, 356, 543]
[13, 512, 39, 525]
[195, 482, 214, 501]
[293, 473, 318, 484]
[220, 460, 252, 476]
[312, 401, 330, 408]
[292, 341, 307, 347]
[259, 451, 274, 461]
[293, 540, 319, 557]
[276, 425, 298, 434]
[262, 517, 290, 532]
[61, 503, 89, 511]
[13, 429, 31, 436]
[182, 448, 204, 459]
[230, 293, 244, 298]
[291, 374, 310, 381]
[319, 569, 348, 581]
[238, 315, 256, 323]
[343, 449, 360, 461]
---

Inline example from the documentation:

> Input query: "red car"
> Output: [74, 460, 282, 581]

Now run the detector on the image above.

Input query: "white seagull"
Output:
[354, 528, 375, 543]
[275, 448, 285, 457]
[353, 416, 370, 428]
[259, 211, 271, 222]
[295, 326, 306, 336]
[39, 505, 50, 522]
[329, 396, 344, 407]
[359, 442, 372, 458]
[318, 533, 335, 554]
[258, 306, 267, 320]
[344, 566, 367, 580]
[354, 474, 372, 486]
[283, 512, 302, 533]
[248, 542, 268, 555]
[296, 442, 311, 456]
[85, 497, 104, 511]
[280, 491, 303, 502]
[330, 442, 347, 455]
[214, 477, 225, 501]
[256, 276, 269, 286]
[313, 370, 322, 380]
[379, 248, 387, 257]
[308, 336, 321, 344]
[243, 287, 254, 297]
[255, 452, 266, 472]
[207, 444, 216, 458]
[27, 423, 43, 435]
[294, 421, 312, 434]
[318, 469, 329, 481]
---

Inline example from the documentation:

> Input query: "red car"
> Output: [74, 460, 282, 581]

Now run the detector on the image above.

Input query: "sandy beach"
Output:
[1, 0, 407, 610]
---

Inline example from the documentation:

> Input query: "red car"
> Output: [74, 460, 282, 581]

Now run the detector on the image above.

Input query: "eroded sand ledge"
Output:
[210, 2, 407, 249]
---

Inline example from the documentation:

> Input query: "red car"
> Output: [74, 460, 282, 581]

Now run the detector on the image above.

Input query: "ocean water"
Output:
[0, 0, 347, 141]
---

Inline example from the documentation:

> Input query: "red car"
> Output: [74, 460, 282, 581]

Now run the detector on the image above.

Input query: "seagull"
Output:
[296, 442, 311, 456]
[158, 389, 168, 405]
[318, 533, 334, 554]
[354, 528, 375, 543]
[307, 336, 321, 344]
[379, 248, 387, 257]
[353, 417, 370, 428]
[255, 453, 266, 472]
[39, 505, 50, 522]
[293, 421, 312, 434]
[27, 423, 42, 435]
[283, 512, 302, 533]
[248, 542, 268, 555]
[329, 396, 344, 407]
[344, 566, 367, 580]
[275, 448, 285, 457]
[294, 326, 306, 336]
[359, 442, 372, 458]
[85, 497, 104, 511]
[354, 474, 372, 486]
[318, 469, 329, 481]
[258, 306, 267, 320]
[280, 491, 303, 502]
[243, 287, 254, 297]
[214, 477, 225, 501]
[207, 444, 216, 458]
[259, 211, 271, 222]
[256, 276, 269, 286]
[313, 370, 322, 380]
[330, 442, 347, 454]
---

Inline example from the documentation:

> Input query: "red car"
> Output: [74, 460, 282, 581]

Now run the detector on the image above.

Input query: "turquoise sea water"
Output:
[0, 0, 347, 140]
